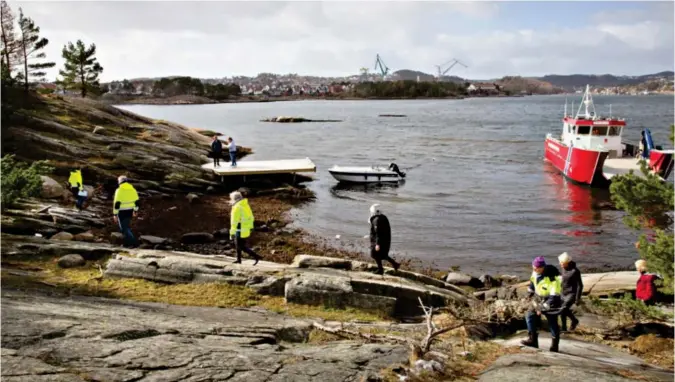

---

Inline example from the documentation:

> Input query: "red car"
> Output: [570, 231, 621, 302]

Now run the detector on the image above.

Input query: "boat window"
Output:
[608, 126, 621, 136]
[577, 125, 590, 135]
[592, 126, 608, 136]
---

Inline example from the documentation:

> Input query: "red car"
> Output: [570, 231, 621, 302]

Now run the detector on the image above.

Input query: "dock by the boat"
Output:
[201, 158, 317, 178]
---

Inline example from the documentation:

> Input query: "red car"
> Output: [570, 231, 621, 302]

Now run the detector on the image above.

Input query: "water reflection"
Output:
[543, 164, 610, 245]
[329, 180, 406, 199]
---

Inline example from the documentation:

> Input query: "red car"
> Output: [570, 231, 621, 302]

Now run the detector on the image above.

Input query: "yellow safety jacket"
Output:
[68, 170, 83, 190]
[113, 182, 139, 215]
[230, 198, 254, 238]
[529, 271, 563, 311]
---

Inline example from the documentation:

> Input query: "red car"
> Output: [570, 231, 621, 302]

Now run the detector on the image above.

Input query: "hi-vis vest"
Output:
[530, 273, 562, 298]
[113, 182, 139, 215]
[230, 198, 254, 238]
[68, 170, 83, 190]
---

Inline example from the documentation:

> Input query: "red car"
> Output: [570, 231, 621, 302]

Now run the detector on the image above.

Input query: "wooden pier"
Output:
[201, 158, 317, 182]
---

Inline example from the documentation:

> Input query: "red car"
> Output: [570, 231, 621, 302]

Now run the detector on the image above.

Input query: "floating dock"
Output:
[201, 158, 317, 180]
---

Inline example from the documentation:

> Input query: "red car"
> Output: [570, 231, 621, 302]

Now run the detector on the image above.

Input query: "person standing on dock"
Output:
[211, 136, 223, 167]
[229, 191, 262, 265]
[113, 175, 140, 248]
[521, 256, 563, 352]
[558, 252, 583, 332]
[68, 167, 86, 211]
[368, 204, 400, 275]
[227, 137, 237, 167]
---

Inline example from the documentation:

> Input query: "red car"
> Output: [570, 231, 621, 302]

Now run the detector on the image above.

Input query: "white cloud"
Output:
[6, 1, 673, 81]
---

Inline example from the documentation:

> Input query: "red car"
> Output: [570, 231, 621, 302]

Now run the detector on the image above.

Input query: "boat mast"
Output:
[575, 84, 597, 120]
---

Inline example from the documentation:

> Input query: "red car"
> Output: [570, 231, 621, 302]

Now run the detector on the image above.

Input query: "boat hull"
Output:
[544, 137, 609, 187]
[329, 170, 401, 184]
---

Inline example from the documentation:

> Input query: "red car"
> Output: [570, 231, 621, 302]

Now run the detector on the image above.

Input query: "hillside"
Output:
[538, 71, 674, 91]
[495, 76, 565, 95]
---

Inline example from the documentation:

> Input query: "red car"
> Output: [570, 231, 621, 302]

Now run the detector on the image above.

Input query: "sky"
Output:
[8, 0, 675, 82]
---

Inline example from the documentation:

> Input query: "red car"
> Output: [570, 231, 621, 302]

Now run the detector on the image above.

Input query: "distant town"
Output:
[35, 69, 674, 102]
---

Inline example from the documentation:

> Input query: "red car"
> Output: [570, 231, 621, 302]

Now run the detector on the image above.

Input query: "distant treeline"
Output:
[152, 77, 241, 100]
[351, 80, 468, 98]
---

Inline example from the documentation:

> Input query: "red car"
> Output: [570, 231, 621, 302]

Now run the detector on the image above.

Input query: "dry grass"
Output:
[1, 256, 387, 323]
[629, 334, 674, 370]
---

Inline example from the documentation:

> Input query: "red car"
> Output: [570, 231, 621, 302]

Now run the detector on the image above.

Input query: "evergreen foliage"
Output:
[57, 39, 103, 97]
[15, 7, 55, 90]
[610, 125, 674, 292]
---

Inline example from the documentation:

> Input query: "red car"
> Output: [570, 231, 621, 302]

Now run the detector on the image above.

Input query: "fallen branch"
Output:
[311, 322, 410, 345]
[86, 264, 105, 282]
[418, 297, 471, 353]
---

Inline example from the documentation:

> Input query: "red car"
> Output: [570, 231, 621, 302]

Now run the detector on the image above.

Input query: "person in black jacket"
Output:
[368, 204, 400, 275]
[211, 136, 223, 167]
[558, 252, 583, 331]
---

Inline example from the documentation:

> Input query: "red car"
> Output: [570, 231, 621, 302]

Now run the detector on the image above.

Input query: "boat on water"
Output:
[329, 163, 406, 184]
[543, 85, 674, 187]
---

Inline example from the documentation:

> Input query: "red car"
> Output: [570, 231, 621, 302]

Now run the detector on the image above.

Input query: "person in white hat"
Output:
[368, 204, 400, 275]
[558, 252, 583, 332]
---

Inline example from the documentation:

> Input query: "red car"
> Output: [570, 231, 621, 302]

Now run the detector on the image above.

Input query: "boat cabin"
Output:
[561, 85, 627, 158]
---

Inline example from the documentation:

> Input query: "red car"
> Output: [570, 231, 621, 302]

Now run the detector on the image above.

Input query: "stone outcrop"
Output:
[103, 252, 472, 316]
[483, 333, 674, 381]
[1, 289, 408, 382]
[40, 176, 66, 199]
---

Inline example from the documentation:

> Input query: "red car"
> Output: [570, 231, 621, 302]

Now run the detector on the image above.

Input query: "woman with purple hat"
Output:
[521, 256, 563, 352]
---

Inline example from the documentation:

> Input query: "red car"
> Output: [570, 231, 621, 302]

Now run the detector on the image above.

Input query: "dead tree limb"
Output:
[418, 297, 474, 353]
[311, 322, 410, 344]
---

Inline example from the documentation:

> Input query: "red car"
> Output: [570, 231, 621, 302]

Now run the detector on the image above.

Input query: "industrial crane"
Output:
[435, 59, 467, 81]
[374, 54, 390, 79]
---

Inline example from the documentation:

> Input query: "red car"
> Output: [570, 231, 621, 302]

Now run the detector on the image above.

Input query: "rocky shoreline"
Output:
[2, 93, 673, 381]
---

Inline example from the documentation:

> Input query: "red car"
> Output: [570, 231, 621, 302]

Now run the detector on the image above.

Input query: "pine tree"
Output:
[609, 125, 674, 292]
[57, 39, 103, 97]
[16, 7, 54, 91]
[0, 0, 18, 82]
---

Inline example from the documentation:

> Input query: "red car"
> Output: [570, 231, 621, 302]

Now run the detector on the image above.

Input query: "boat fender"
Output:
[389, 163, 406, 178]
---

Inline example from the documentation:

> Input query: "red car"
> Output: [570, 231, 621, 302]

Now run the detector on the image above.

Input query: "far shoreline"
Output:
[104, 93, 538, 106]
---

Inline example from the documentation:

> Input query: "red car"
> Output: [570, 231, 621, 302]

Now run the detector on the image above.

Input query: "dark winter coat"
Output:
[561, 261, 584, 307]
[369, 214, 391, 251]
[211, 139, 223, 153]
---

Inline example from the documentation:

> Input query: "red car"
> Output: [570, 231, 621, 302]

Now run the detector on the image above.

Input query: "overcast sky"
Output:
[9, 1, 675, 82]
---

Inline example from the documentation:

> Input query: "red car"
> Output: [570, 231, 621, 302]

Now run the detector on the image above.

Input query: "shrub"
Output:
[1, 154, 54, 208]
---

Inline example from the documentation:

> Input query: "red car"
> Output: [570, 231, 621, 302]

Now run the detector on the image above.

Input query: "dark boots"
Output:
[569, 317, 579, 331]
[550, 336, 560, 352]
[521, 332, 539, 348]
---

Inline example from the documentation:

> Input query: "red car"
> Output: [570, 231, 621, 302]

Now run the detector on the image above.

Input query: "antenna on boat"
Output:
[609, 104, 612, 119]
[564, 97, 568, 117]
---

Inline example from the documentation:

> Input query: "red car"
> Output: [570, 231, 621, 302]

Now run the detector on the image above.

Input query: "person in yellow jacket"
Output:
[521, 256, 563, 352]
[68, 168, 86, 210]
[113, 175, 140, 248]
[229, 191, 262, 265]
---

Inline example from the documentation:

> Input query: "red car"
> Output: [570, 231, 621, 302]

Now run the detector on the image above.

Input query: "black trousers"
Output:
[235, 235, 260, 261]
[213, 152, 221, 166]
[370, 246, 397, 271]
[560, 306, 578, 329]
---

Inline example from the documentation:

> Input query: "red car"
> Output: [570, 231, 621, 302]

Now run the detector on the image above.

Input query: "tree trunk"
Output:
[21, 35, 27, 92]
[79, 62, 85, 97]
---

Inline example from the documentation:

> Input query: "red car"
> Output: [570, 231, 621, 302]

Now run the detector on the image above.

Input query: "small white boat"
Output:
[329, 163, 406, 183]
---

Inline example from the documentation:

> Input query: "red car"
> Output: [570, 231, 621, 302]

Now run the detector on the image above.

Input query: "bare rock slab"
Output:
[1, 289, 408, 382]
[487, 333, 673, 382]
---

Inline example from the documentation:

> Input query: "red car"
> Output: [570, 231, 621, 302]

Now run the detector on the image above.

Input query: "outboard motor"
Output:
[389, 163, 406, 178]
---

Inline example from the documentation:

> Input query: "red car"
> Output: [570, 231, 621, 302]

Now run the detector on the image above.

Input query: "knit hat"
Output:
[558, 252, 571, 264]
[532, 256, 546, 268]
[229, 191, 243, 205]
[368, 204, 381, 223]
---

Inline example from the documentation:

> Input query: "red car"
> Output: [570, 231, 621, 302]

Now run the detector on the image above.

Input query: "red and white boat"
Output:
[544, 85, 674, 187]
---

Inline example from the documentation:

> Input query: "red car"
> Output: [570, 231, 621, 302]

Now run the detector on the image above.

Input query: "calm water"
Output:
[118, 95, 674, 277]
